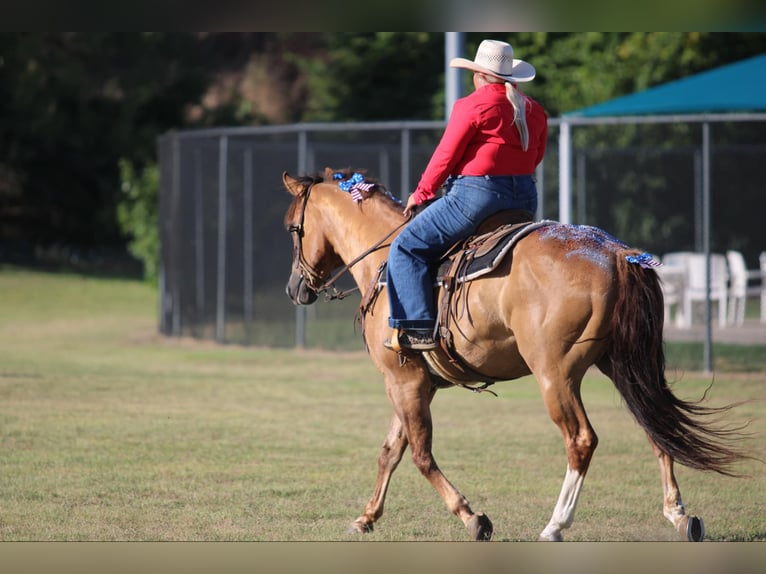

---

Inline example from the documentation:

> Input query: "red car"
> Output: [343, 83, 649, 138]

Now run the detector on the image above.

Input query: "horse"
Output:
[282, 167, 746, 542]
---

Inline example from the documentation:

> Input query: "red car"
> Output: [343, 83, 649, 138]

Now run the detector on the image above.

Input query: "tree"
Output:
[294, 32, 444, 121]
[0, 33, 268, 268]
[116, 159, 159, 282]
[3, 32, 765, 277]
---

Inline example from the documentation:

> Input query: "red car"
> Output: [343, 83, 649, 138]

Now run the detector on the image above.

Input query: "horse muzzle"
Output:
[286, 270, 319, 305]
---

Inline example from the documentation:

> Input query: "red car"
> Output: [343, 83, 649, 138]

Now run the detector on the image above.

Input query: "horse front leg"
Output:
[391, 376, 493, 541]
[649, 438, 705, 541]
[349, 413, 409, 534]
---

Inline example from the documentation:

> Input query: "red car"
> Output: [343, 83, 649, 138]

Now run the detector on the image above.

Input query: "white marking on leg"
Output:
[540, 465, 584, 541]
[664, 496, 686, 530]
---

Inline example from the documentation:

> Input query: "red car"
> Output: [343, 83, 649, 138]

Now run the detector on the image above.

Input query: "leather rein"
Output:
[288, 181, 409, 301]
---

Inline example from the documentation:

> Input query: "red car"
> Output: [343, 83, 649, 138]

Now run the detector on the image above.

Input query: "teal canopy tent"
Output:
[565, 53, 766, 117]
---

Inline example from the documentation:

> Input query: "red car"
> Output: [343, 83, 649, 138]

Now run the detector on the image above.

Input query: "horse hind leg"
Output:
[536, 372, 598, 542]
[598, 358, 704, 541]
[649, 438, 705, 541]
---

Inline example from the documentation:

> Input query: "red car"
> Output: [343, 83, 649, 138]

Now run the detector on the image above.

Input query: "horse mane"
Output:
[284, 168, 405, 229]
[293, 167, 403, 211]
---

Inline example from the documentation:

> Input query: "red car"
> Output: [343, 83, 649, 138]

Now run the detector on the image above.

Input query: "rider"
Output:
[385, 39, 548, 352]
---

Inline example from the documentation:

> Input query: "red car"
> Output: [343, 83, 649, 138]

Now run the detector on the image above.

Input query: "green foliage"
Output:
[294, 32, 444, 121]
[116, 159, 159, 282]
[0, 33, 266, 264]
[4, 32, 766, 274]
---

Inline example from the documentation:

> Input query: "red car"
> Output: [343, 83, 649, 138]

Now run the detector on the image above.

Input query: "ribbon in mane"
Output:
[334, 172, 375, 203]
[626, 252, 662, 269]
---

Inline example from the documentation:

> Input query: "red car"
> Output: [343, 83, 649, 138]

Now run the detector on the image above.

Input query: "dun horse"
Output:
[282, 168, 744, 542]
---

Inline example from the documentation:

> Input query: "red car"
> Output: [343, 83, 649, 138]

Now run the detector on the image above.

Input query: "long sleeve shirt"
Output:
[412, 83, 548, 205]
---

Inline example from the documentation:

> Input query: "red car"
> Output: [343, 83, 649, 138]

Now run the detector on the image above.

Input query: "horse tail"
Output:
[603, 249, 747, 476]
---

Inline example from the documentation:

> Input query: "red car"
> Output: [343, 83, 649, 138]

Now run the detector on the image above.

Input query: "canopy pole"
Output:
[445, 32, 465, 119]
[702, 122, 713, 374]
[558, 121, 572, 224]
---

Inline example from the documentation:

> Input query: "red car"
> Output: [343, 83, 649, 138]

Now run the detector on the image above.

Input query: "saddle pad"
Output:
[377, 220, 556, 288]
[437, 220, 554, 283]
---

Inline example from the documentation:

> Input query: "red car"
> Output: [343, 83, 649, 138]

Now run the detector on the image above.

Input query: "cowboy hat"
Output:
[450, 39, 535, 83]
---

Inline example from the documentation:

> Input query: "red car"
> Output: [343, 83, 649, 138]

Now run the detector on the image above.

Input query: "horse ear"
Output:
[282, 171, 303, 197]
[323, 167, 334, 181]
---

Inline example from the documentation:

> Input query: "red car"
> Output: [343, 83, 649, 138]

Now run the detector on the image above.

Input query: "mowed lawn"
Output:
[0, 267, 764, 541]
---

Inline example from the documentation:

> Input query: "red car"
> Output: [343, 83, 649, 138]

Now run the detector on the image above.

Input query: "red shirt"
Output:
[413, 83, 548, 205]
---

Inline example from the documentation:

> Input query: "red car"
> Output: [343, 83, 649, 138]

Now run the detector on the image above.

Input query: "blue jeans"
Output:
[387, 174, 537, 330]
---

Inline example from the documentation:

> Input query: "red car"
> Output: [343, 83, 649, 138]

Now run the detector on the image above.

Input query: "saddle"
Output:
[359, 209, 556, 390]
[436, 209, 539, 285]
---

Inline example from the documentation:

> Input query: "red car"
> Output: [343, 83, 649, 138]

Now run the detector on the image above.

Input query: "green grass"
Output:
[0, 267, 764, 541]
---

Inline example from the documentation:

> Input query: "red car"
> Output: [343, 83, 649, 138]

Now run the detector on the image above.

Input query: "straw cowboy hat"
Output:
[450, 39, 536, 83]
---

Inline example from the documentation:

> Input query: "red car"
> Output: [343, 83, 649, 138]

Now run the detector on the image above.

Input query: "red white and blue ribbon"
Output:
[626, 252, 662, 269]
[335, 172, 375, 203]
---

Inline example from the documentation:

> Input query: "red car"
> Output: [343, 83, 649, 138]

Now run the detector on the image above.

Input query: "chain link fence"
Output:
[158, 116, 766, 350]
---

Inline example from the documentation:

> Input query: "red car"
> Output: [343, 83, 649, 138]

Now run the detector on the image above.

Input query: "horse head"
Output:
[282, 170, 343, 306]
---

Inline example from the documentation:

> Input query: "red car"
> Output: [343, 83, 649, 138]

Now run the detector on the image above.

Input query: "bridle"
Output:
[288, 180, 409, 301]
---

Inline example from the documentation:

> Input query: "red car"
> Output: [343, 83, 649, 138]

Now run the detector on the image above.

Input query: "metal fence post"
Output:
[194, 150, 205, 331]
[295, 130, 308, 348]
[244, 148, 254, 340]
[215, 135, 229, 343]
[171, 134, 181, 336]
[576, 151, 587, 224]
[535, 160, 544, 220]
[400, 128, 411, 201]
[694, 150, 703, 252]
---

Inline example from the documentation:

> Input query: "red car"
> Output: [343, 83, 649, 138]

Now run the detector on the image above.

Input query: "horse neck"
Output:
[319, 191, 402, 291]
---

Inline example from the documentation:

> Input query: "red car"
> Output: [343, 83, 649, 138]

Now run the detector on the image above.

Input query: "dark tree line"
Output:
[1, 32, 764, 275]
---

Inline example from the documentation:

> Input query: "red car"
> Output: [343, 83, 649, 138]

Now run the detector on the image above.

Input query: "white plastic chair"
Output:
[659, 252, 693, 327]
[726, 250, 748, 326]
[682, 253, 729, 328]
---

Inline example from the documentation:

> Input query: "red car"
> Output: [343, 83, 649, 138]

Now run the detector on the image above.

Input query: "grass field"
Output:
[0, 267, 764, 542]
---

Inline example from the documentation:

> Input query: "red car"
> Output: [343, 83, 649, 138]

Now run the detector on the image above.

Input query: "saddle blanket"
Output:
[379, 219, 555, 287]
[437, 219, 554, 284]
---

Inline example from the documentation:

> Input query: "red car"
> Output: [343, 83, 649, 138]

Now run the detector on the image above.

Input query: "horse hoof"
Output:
[348, 520, 373, 535]
[538, 531, 564, 542]
[467, 512, 493, 541]
[686, 516, 705, 542]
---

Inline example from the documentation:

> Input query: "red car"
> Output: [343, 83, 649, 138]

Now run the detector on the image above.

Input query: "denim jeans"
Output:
[387, 174, 537, 330]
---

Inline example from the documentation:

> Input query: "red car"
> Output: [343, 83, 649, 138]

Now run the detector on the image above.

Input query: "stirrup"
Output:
[383, 328, 403, 353]
[384, 328, 437, 352]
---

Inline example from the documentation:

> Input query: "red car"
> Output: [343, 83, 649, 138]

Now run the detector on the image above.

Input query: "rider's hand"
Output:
[402, 194, 419, 218]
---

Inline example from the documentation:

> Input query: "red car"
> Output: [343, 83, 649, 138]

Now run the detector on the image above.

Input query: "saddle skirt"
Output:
[361, 210, 557, 390]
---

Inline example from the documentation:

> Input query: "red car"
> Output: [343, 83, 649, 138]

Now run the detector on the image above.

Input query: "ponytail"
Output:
[505, 82, 529, 151]
[479, 73, 530, 151]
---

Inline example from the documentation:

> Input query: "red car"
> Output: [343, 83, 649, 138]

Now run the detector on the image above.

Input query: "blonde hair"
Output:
[480, 73, 529, 151]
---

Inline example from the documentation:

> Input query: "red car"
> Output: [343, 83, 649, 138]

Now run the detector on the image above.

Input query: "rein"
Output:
[289, 180, 410, 301]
